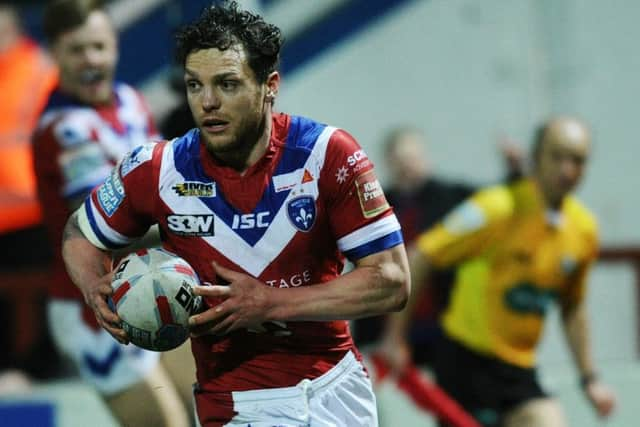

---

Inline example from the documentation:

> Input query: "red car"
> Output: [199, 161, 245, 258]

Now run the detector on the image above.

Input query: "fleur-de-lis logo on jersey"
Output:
[287, 196, 316, 232]
[296, 208, 313, 228]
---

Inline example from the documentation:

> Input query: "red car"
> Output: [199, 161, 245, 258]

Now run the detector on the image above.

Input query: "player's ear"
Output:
[264, 72, 280, 102]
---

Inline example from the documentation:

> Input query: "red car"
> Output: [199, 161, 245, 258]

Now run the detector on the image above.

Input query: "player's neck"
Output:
[211, 114, 272, 175]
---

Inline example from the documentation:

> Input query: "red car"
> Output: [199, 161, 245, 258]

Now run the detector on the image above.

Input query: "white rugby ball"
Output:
[109, 247, 202, 351]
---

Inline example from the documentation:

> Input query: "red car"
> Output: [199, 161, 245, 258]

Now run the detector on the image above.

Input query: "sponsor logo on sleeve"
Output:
[355, 170, 389, 218]
[287, 196, 316, 232]
[347, 149, 368, 166]
[97, 169, 125, 217]
[172, 182, 216, 197]
[167, 214, 215, 236]
[120, 143, 154, 177]
[345, 148, 371, 174]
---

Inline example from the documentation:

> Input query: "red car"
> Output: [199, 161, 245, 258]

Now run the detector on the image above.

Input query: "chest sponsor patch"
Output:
[355, 170, 389, 218]
[167, 214, 215, 236]
[97, 169, 125, 217]
[287, 195, 316, 232]
[172, 181, 216, 197]
[120, 143, 154, 177]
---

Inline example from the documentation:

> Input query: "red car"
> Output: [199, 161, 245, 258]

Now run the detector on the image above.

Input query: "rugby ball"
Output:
[109, 248, 202, 351]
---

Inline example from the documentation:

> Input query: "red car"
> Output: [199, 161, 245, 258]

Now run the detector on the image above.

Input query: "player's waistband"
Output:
[230, 350, 360, 403]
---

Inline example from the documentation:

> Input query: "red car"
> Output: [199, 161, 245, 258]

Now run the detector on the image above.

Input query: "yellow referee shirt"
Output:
[417, 178, 598, 368]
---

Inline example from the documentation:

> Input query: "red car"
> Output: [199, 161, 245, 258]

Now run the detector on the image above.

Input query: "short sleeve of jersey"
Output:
[417, 185, 513, 267]
[319, 129, 402, 261]
[77, 142, 160, 250]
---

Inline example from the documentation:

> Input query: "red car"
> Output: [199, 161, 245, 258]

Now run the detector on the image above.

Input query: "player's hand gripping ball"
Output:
[109, 248, 202, 351]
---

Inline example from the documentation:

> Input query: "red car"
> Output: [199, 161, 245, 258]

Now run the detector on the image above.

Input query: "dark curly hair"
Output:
[175, 1, 283, 83]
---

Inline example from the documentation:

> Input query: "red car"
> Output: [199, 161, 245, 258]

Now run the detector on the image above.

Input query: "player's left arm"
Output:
[560, 253, 616, 417]
[277, 243, 410, 321]
[273, 128, 410, 320]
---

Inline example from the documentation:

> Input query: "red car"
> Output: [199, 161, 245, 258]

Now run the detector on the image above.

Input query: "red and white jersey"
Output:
[33, 82, 160, 300]
[77, 113, 402, 412]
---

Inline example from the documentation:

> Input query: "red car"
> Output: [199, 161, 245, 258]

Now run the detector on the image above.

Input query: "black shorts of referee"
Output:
[434, 334, 547, 427]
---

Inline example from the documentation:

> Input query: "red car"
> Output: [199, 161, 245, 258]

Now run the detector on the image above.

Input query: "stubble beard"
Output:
[203, 114, 267, 169]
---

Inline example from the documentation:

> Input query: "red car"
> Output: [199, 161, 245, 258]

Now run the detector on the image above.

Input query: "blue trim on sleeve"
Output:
[343, 230, 404, 261]
[84, 201, 129, 250]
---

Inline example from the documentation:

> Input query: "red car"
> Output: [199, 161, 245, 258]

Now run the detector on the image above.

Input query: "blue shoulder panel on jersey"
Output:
[270, 115, 328, 177]
[172, 118, 327, 246]
[282, 115, 328, 153]
[343, 229, 404, 261]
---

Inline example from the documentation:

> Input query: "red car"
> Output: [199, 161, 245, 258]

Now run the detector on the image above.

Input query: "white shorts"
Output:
[215, 350, 378, 427]
[47, 299, 159, 396]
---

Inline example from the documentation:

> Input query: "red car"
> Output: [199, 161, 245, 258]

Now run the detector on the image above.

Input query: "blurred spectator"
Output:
[0, 2, 59, 381]
[32, 1, 192, 426]
[0, 3, 57, 236]
[381, 118, 616, 427]
[354, 126, 523, 366]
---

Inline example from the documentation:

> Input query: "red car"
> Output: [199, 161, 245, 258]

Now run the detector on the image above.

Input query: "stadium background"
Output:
[3, 0, 640, 425]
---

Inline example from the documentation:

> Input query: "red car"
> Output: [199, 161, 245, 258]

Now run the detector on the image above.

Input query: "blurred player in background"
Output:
[381, 117, 616, 427]
[61, 1, 410, 425]
[32, 1, 192, 425]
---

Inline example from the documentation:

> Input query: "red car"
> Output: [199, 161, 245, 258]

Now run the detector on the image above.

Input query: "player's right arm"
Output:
[62, 211, 128, 343]
[61, 142, 160, 342]
[379, 186, 513, 371]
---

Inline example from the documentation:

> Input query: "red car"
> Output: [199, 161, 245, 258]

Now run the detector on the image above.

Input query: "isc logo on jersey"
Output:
[167, 214, 214, 236]
[231, 211, 271, 230]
